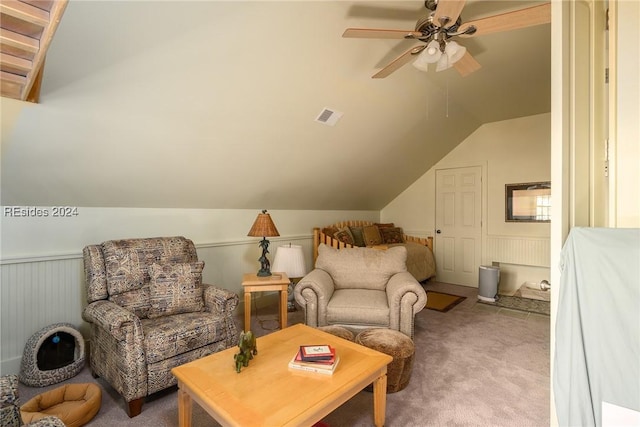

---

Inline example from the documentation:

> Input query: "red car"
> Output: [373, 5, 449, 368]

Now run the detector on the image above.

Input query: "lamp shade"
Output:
[413, 40, 441, 71]
[247, 210, 280, 237]
[436, 41, 466, 72]
[445, 41, 466, 64]
[272, 244, 307, 279]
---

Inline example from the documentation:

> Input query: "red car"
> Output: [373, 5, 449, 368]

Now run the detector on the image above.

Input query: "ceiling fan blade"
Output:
[343, 28, 422, 39]
[453, 51, 481, 77]
[372, 45, 425, 79]
[433, 0, 466, 29]
[459, 2, 551, 37]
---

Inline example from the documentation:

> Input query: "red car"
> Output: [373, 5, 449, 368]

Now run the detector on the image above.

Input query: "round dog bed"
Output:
[21, 383, 101, 427]
[19, 323, 85, 387]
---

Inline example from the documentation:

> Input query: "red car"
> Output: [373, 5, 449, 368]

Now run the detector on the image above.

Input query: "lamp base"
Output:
[256, 237, 272, 277]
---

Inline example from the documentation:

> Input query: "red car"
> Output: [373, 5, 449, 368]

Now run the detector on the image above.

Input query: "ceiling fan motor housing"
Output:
[415, 13, 462, 42]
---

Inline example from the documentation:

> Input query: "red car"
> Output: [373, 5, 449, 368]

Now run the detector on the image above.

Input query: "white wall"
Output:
[0, 208, 378, 374]
[382, 113, 551, 292]
[611, 0, 640, 227]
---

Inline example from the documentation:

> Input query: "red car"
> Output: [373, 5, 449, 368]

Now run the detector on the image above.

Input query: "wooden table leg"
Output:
[372, 371, 388, 427]
[244, 291, 251, 332]
[279, 287, 288, 329]
[177, 387, 193, 427]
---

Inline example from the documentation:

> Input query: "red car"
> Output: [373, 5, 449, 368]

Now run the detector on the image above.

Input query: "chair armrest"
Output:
[203, 284, 239, 316]
[82, 300, 142, 342]
[294, 269, 335, 327]
[386, 272, 427, 337]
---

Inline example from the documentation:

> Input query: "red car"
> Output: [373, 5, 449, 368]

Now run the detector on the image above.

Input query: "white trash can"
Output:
[478, 265, 500, 302]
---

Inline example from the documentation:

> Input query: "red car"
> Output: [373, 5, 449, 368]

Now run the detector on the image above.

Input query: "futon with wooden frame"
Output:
[313, 220, 436, 282]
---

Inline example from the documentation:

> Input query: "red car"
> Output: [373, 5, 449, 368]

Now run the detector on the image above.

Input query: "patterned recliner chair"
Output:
[82, 236, 239, 417]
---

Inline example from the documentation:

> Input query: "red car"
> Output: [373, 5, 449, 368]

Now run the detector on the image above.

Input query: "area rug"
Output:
[426, 291, 466, 312]
[480, 295, 550, 316]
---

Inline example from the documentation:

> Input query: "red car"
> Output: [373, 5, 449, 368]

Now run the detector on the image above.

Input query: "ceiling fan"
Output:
[343, 0, 551, 78]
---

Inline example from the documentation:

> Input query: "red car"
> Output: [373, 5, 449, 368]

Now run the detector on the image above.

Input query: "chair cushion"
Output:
[109, 286, 151, 319]
[20, 383, 101, 427]
[316, 244, 407, 290]
[101, 237, 198, 296]
[142, 311, 228, 364]
[327, 289, 389, 326]
[147, 262, 204, 318]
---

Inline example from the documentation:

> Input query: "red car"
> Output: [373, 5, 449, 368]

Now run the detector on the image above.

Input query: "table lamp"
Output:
[247, 210, 280, 277]
[272, 244, 307, 311]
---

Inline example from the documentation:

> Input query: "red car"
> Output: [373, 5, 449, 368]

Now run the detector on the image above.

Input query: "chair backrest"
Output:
[315, 243, 407, 290]
[83, 237, 198, 313]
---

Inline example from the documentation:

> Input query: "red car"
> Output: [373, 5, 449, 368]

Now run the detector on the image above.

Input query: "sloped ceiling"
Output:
[0, 1, 550, 210]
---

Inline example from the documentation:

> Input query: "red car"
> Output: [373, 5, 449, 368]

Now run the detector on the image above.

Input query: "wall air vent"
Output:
[315, 108, 343, 126]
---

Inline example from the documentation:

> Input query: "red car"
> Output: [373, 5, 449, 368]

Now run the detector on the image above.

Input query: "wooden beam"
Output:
[0, 52, 33, 74]
[26, 59, 43, 102]
[0, 28, 39, 54]
[1, 71, 25, 99]
[20, 0, 68, 102]
[1, 70, 26, 85]
[0, 0, 49, 27]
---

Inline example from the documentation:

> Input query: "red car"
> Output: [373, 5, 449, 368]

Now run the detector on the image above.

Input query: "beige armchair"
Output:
[82, 236, 239, 417]
[294, 243, 427, 338]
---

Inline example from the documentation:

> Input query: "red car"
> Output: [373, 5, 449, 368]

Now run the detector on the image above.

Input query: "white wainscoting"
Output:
[486, 235, 550, 268]
[0, 236, 313, 375]
[0, 256, 86, 374]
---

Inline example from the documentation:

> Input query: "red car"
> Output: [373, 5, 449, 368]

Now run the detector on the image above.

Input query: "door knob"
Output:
[436, 229, 441, 234]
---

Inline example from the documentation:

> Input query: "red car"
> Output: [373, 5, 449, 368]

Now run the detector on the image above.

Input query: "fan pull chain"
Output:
[446, 77, 450, 118]
[426, 92, 429, 119]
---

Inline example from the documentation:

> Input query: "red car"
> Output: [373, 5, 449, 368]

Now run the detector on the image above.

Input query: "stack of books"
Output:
[288, 345, 340, 375]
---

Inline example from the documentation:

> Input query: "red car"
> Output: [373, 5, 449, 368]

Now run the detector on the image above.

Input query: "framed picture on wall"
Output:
[505, 182, 551, 222]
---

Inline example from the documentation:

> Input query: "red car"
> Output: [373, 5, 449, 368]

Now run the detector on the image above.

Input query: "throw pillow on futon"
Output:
[380, 227, 405, 244]
[362, 225, 383, 246]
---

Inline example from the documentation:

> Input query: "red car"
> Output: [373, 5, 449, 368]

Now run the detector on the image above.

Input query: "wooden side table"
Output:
[242, 272, 289, 332]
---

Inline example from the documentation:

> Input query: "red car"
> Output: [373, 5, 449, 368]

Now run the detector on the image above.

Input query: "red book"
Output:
[299, 345, 335, 362]
[295, 348, 336, 365]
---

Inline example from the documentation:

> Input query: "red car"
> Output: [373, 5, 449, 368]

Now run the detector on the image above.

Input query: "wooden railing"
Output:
[312, 222, 433, 262]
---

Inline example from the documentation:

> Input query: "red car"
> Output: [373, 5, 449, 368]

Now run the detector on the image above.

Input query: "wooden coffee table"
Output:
[171, 324, 393, 427]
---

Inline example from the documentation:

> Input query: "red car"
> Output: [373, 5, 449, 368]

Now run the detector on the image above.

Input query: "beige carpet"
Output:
[425, 291, 466, 312]
[18, 282, 549, 426]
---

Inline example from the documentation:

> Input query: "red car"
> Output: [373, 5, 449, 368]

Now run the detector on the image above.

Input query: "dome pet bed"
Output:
[19, 323, 85, 387]
[21, 383, 101, 427]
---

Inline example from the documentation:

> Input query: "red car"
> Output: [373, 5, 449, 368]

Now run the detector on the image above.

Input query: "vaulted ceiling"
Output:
[0, 1, 550, 211]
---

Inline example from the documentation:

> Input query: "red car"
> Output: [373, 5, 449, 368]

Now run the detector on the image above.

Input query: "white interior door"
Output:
[435, 166, 482, 287]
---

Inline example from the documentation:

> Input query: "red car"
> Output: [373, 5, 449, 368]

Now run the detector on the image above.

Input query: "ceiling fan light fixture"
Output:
[445, 40, 466, 64]
[435, 52, 452, 72]
[435, 40, 466, 72]
[413, 40, 441, 71]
